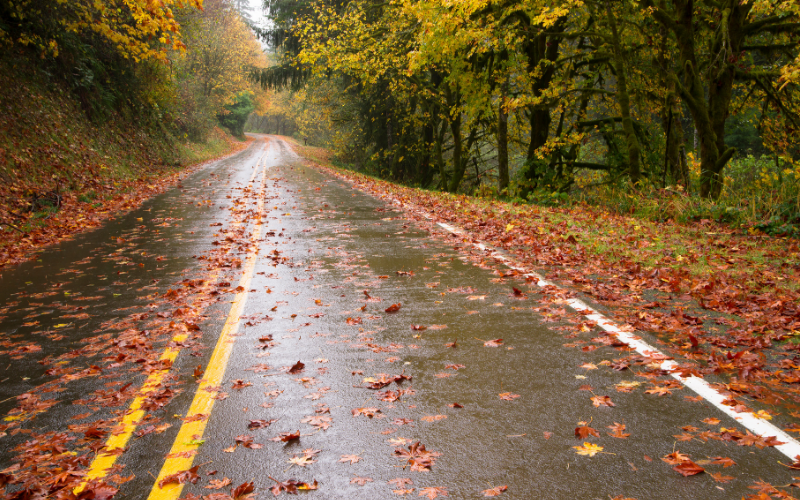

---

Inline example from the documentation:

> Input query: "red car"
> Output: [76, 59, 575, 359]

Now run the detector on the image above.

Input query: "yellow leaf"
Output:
[573, 442, 603, 457]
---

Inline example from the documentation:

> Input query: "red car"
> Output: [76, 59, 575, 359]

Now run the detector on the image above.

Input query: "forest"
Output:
[252, 0, 800, 235]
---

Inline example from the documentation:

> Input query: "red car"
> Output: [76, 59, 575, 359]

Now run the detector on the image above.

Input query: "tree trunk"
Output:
[447, 111, 465, 193]
[497, 82, 509, 194]
[606, 2, 641, 186]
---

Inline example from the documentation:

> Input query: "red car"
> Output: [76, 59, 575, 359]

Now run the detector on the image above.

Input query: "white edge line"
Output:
[428, 220, 800, 460]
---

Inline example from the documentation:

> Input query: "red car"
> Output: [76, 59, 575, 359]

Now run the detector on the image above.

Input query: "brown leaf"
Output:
[270, 430, 300, 443]
[287, 361, 305, 374]
[607, 422, 630, 439]
[351, 476, 373, 485]
[575, 425, 600, 439]
[385, 303, 402, 313]
[484, 339, 503, 347]
[482, 485, 508, 497]
[339, 454, 362, 464]
[590, 395, 615, 407]
[157, 465, 200, 488]
[418, 486, 448, 499]
[708, 472, 734, 483]
[205, 478, 232, 490]
[673, 460, 705, 476]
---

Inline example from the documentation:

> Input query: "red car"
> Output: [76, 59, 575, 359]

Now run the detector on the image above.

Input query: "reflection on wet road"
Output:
[0, 135, 796, 499]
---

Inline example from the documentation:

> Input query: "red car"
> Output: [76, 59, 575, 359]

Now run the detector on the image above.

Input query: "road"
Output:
[0, 135, 797, 499]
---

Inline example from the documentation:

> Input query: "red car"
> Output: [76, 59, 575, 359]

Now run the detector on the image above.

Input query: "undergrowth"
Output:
[540, 154, 800, 237]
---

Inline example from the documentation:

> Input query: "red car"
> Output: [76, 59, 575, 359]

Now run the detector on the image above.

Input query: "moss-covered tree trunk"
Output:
[606, 2, 641, 186]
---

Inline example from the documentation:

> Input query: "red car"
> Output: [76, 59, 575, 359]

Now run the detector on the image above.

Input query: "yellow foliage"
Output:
[3, 0, 202, 62]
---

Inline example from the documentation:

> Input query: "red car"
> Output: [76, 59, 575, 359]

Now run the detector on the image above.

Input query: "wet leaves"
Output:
[482, 485, 508, 497]
[483, 339, 503, 347]
[270, 431, 300, 443]
[352, 407, 381, 418]
[607, 423, 630, 439]
[575, 423, 600, 439]
[573, 442, 605, 457]
[394, 441, 440, 471]
[339, 454, 362, 464]
[287, 361, 305, 374]
[247, 419, 277, 430]
[301, 415, 332, 430]
[385, 303, 402, 313]
[590, 395, 615, 407]
[158, 465, 200, 488]
[419, 486, 448, 499]
[268, 478, 318, 496]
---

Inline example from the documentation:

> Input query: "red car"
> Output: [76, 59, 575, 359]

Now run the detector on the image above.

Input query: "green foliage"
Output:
[218, 92, 255, 138]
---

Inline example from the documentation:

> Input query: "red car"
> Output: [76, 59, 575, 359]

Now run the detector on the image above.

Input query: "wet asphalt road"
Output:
[0, 135, 797, 499]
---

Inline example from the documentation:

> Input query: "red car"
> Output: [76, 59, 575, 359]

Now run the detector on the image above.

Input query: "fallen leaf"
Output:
[573, 442, 604, 457]
[385, 303, 402, 313]
[482, 485, 508, 497]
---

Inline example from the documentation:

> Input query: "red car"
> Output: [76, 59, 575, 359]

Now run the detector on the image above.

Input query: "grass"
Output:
[571, 153, 800, 237]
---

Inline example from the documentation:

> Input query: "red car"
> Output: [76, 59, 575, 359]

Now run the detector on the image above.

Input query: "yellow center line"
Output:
[73, 144, 268, 494]
[147, 163, 269, 500]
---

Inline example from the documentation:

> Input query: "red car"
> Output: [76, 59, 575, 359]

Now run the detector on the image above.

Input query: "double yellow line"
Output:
[75, 146, 270, 498]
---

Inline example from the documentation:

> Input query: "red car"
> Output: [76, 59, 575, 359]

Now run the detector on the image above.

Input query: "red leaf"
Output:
[385, 303, 402, 313]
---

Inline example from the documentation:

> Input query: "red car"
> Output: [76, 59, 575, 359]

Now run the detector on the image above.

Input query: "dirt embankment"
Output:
[0, 63, 250, 271]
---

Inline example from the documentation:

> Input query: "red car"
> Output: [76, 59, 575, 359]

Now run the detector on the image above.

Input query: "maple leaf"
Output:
[448, 402, 463, 408]
[352, 407, 381, 418]
[575, 424, 600, 439]
[444, 341, 457, 348]
[645, 386, 672, 396]
[388, 478, 413, 487]
[615, 381, 640, 392]
[339, 454, 362, 464]
[499, 392, 520, 401]
[484, 339, 503, 347]
[708, 472, 734, 483]
[351, 476, 373, 485]
[420, 415, 447, 422]
[661, 451, 691, 465]
[270, 430, 300, 442]
[288, 455, 315, 467]
[158, 465, 200, 488]
[268, 478, 317, 496]
[573, 442, 604, 457]
[231, 379, 252, 390]
[702, 417, 720, 425]
[300, 415, 332, 430]
[411, 324, 427, 330]
[377, 390, 400, 402]
[673, 460, 705, 476]
[393, 489, 415, 496]
[580, 363, 598, 370]
[205, 477, 232, 489]
[287, 361, 305, 374]
[385, 303, 402, 313]
[607, 422, 630, 438]
[590, 395, 615, 407]
[418, 486, 448, 499]
[234, 434, 262, 449]
[346, 317, 363, 325]
[482, 485, 508, 497]
[247, 419, 277, 430]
